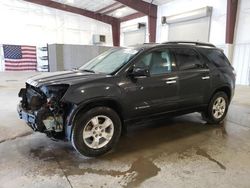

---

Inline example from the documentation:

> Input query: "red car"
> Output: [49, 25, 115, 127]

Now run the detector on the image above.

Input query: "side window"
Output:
[174, 48, 203, 70]
[200, 49, 230, 67]
[135, 49, 175, 75]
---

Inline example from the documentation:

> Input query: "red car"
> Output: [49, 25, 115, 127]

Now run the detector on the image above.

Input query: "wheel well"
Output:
[213, 86, 231, 100]
[74, 99, 124, 123]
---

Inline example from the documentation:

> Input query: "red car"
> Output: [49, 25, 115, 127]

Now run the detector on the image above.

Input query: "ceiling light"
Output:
[66, 0, 74, 4]
[115, 10, 123, 17]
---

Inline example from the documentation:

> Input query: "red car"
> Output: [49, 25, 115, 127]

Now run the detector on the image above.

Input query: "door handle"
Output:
[166, 76, 178, 84]
[166, 80, 177, 84]
[202, 76, 210, 80]
[166, 76, 178, 81]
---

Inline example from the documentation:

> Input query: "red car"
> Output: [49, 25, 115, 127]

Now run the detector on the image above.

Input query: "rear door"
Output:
[172, 47, 211, 109]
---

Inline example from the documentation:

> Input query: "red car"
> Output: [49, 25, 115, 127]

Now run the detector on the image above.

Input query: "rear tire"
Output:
[71, 107, 122, 157]
[202, 92, 229, 124]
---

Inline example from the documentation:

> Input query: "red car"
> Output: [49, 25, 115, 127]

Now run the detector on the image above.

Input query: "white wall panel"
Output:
[232, 0, 250, 85]
[123, 29, 146, 46]
[0, 0, 113, 46]
[233, 44, 250, 85]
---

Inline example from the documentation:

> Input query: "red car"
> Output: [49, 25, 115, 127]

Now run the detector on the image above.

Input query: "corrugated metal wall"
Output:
[232, 0, 250, 85]
[233, 43, 250, 85]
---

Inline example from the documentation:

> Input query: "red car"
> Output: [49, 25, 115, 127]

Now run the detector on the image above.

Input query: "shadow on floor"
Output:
[29, 113, 226, 163]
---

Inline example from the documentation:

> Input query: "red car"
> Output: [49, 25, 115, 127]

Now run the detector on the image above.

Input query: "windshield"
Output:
[79, 48, 139, 74]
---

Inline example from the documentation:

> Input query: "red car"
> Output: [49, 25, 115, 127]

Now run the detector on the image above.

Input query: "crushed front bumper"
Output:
[17, 103, 37, 130]
[17, 102, 65, 140]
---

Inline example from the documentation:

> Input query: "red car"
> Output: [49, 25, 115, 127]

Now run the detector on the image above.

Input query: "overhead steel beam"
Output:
[24, 0, 118, 25]
[102, 4, 126, 15]
[96, 2, 120, 13]
[114, 0, 157, 18]
[119, 12, 145, 22]
[226, 0, 238, 44]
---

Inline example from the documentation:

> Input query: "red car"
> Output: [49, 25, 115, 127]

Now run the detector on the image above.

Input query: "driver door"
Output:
[121, 48, 179, 119]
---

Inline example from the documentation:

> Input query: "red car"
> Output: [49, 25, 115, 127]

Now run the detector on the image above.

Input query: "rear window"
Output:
[199, 49, 230, 67]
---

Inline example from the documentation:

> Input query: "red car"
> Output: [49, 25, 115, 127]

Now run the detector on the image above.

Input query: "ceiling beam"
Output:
[102, 5, 126, 15]
[24, 0, 118, 25]
[114, 0, 157, 18]
[119, 12, 145, 22]
[96, 2, 120, 13]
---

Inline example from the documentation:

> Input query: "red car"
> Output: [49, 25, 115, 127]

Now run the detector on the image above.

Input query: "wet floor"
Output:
[0, 72, 250, 188]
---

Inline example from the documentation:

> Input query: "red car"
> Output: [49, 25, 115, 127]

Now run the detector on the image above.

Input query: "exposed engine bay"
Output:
[18, 83, 69, 139]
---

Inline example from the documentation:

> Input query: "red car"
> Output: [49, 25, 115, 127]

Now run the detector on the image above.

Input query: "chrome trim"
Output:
[166, 80, 177, 84]
[202, 76, 210, 80]
[166, 76, 178, 81]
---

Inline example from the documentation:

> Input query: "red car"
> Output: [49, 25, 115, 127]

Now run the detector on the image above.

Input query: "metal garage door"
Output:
[168, 17, 211, 42]
[123, 29, 146, 46]
[165, 7, 212, 42]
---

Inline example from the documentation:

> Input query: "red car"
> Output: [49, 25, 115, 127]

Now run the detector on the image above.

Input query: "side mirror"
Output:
[129, 67, 150, 78]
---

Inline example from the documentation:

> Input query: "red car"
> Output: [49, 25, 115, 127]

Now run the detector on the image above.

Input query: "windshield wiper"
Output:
[80, 69, 95, 73]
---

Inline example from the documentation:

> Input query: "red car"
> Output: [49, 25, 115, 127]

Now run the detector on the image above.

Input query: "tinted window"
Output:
[199, 49, 230, 67]
[135, 49, 176, 75]
[174, 48, 203, 70]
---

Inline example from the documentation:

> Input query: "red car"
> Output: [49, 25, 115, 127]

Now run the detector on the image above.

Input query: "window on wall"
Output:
[136, 49, 176, 75]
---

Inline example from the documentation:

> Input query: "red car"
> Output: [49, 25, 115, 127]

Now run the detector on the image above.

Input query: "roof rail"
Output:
[143, 42, 159, 44]
[162, 41, 215, 47]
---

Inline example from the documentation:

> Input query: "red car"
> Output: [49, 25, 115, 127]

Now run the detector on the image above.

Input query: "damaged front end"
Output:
[17, 82, 70, 139]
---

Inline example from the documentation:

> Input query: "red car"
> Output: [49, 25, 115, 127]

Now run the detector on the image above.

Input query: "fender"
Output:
[64, 96, 123, 140]
[209, 84, 233, 102]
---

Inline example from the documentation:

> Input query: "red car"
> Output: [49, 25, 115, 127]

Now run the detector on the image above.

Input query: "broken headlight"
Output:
[40, 84, 69, 100]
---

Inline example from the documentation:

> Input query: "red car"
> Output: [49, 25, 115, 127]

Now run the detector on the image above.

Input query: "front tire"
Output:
[202, 92, 229, 124]
[71, 107, 122, 157]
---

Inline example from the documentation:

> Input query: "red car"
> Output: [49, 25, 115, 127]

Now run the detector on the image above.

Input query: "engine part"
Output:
[43, 115, 63, 132]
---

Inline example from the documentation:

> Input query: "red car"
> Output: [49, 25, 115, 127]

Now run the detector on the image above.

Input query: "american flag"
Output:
[3, 45, 37, 71]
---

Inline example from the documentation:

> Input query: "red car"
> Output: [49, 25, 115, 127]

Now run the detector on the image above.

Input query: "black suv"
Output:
[18, 41, 236, 157]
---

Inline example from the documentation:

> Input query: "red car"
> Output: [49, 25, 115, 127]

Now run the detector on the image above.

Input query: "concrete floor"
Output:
[0, 72, 250, 188]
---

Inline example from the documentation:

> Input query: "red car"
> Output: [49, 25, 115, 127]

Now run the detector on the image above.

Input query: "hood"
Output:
[26, 70, 107, 87]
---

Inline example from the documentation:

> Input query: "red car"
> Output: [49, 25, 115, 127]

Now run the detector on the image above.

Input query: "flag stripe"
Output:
[22, 52, 36, 54]
[5, 63, 37, 66]
[5, 66, 37, 69]
[5, 68, 36, 71]
[22, 55, 37, 58]
[21, 48, 36, 51]
[5, 59, 37, 62]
